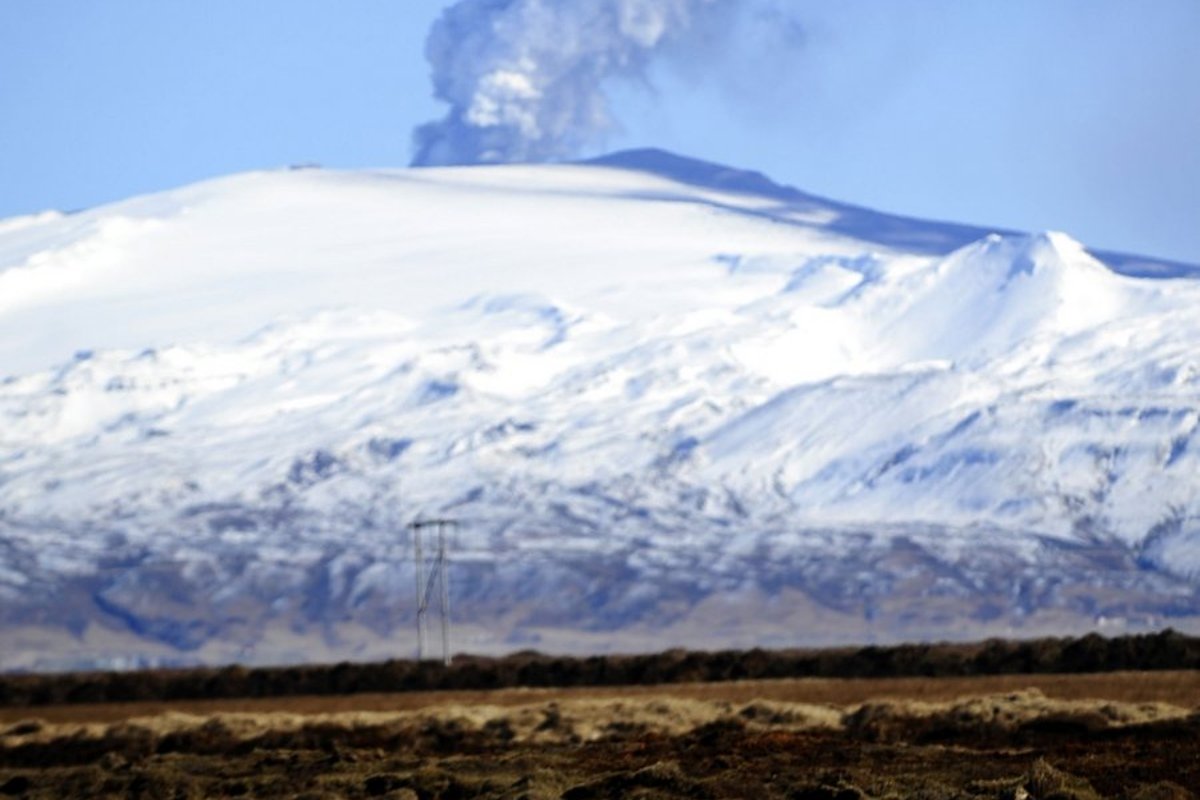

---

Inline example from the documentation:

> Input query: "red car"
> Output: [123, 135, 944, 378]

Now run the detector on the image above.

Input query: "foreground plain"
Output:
[2, 671, 1197, 799]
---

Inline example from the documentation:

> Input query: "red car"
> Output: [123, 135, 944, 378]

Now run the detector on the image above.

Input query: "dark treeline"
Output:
[1, 629, 1197, 708]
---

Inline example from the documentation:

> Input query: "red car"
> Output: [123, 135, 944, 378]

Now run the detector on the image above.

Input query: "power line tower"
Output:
[409, 518, 457, 665]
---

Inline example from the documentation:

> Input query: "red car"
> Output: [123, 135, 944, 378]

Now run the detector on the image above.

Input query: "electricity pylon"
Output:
[409, 518, 456, 665]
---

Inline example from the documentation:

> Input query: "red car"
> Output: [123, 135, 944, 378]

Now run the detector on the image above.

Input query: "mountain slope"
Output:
[1, 150, 1198, 670]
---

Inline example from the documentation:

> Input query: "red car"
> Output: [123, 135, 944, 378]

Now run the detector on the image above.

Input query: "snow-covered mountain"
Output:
[2, 150, 1198, 671]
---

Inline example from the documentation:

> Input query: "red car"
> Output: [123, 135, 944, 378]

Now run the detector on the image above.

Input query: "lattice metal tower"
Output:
[409, 518, 456, 665]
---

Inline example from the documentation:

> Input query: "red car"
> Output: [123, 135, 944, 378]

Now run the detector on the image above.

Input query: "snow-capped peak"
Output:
[873, 231, 1135, 367]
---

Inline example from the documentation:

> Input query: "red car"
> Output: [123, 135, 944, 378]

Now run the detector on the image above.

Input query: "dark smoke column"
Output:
[412, 0, 720, 167]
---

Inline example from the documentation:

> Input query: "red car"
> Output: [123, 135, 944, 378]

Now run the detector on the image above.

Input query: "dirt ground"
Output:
[1, 672, 1198, 799]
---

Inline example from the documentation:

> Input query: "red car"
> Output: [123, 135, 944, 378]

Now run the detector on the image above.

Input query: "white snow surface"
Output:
[1, 151, 1199, 666]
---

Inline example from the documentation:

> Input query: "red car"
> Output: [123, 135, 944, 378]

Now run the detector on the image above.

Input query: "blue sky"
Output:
[2, 0, 1197, 262]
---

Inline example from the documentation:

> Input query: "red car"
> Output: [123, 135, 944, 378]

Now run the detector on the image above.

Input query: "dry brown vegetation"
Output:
[1, 676, 1198, 798]
[1, 633, 1198, 798]
[3, 669, 1198, 726]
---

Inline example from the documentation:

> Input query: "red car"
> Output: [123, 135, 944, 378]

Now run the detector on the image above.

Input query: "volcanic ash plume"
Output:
[412, 0, 721, 167]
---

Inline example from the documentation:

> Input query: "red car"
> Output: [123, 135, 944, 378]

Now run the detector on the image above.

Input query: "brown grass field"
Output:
[2, 670, 1198, 799]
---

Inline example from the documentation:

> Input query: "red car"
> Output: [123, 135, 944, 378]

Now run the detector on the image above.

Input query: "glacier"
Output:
[1, 150, 1198, 670]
